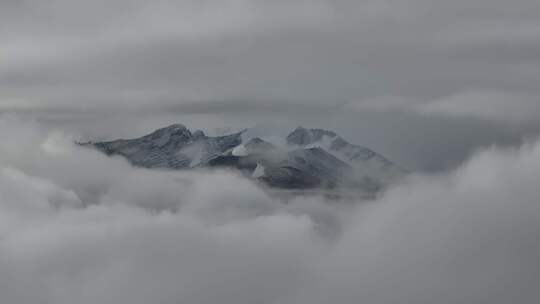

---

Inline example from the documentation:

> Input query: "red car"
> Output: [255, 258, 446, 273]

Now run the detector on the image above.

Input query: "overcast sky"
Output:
[2, 0, 540, 170]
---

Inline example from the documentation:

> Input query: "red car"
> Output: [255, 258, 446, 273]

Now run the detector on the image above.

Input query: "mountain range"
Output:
[86, 124, 407, 195]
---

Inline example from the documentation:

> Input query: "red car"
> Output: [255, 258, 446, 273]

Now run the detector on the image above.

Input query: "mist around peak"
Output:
[1, 115, 540, 304]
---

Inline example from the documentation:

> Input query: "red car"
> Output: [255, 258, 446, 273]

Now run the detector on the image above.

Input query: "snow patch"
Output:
[232, 144, 248, 156]
[252, 164, 266, 178]
[189, 147, 203, 167]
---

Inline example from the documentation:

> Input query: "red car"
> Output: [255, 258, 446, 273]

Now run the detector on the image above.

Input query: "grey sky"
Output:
[2, 0, 540, 170]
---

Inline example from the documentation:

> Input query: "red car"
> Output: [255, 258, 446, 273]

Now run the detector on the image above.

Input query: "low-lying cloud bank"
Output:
[344, 90, 540, 125]
[1, 115, 539, 304]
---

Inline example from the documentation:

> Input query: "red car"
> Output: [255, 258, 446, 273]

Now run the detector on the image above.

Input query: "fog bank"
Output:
[0, 115, 539, 304]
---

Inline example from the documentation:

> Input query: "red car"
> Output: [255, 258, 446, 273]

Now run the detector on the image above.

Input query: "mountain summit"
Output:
[88, 124, 407, 194]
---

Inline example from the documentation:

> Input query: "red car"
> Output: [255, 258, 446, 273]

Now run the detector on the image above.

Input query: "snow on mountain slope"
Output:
[286, 127, 407, 184]
[93, 124, 243, 169]
[88, 124, 407, 194]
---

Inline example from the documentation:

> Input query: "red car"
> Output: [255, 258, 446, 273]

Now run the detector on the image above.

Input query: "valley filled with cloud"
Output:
[1, 115, 539, 304]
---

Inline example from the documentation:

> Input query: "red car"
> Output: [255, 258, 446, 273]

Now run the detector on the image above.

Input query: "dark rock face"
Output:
[254, 147, 352, 189]
[261, 166, 322, 189]
[93, 124, 243, 169]
[244, 138, 276, 154]
[285, 127, 407, 184]
[88, 124, 406, 194]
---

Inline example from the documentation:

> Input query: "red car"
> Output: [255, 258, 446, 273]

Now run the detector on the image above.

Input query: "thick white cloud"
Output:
[0, 113, 540, 303]
[291, 141, 540, 303]
[0, 116, 327, 303]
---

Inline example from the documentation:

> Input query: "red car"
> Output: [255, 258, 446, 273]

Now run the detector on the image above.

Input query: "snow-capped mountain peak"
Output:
[88, 124, 407, 194]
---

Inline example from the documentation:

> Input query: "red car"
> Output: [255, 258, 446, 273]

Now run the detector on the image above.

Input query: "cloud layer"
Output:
[2, 0, 540, 121]
[1, 113, 540, 303]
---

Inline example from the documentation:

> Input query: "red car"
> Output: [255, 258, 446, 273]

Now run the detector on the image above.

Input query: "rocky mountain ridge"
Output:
[87, 124, 407, 194]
